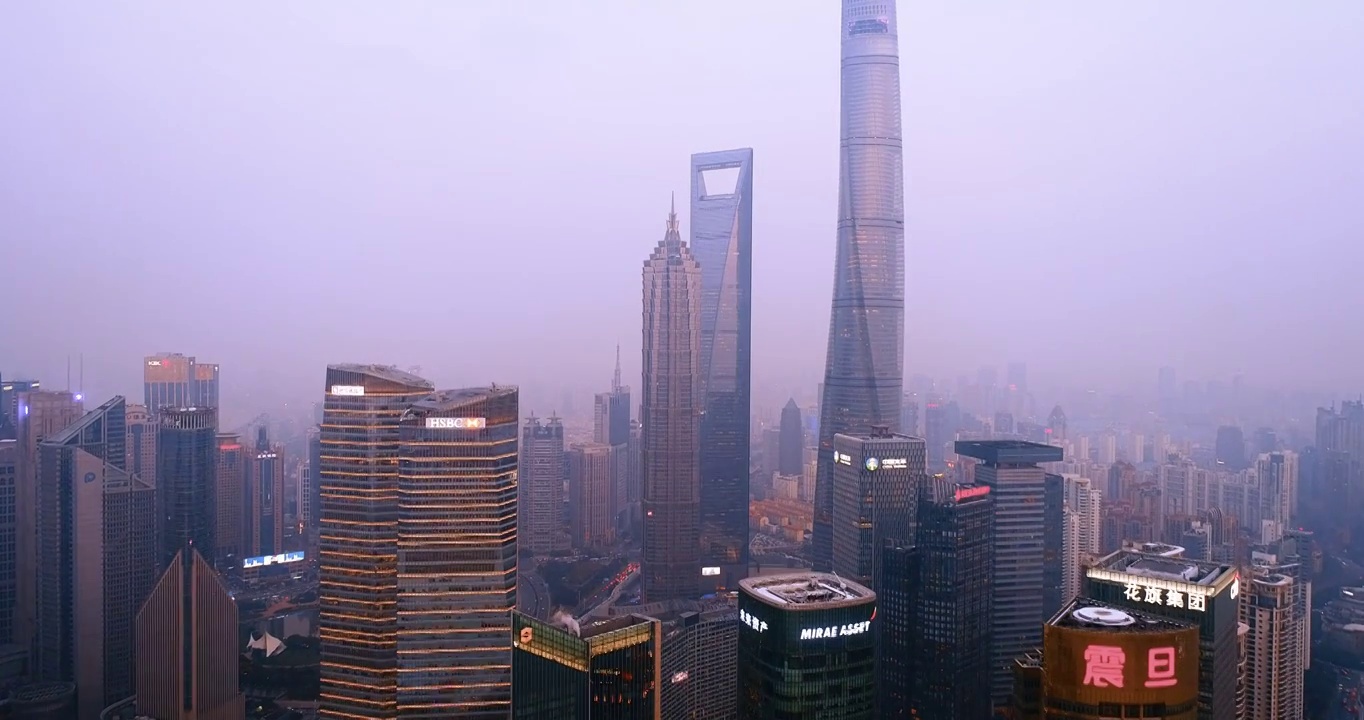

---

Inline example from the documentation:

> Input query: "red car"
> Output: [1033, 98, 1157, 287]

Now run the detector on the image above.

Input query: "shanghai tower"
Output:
[812, 0, 905, 570]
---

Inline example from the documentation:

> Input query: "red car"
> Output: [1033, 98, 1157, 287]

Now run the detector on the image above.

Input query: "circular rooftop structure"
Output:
[1072, 606, 1136, 627]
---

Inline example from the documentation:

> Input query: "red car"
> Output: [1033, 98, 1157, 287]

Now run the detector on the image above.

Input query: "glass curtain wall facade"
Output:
[690, 148, 753, 592]
[738, 573, 877, 720]
[157, 406, 218, 571]
[955, 440, 1063, 706]
[910, 479, 994, 720]
[511, 612, 662, 720]
[813, 0, 906, 572]
[641, 201, 703, 603]
[396, 386, 519, 719]
[317, 365, 434, 720]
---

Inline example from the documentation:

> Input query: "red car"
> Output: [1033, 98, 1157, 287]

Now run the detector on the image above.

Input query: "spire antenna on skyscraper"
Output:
[667, 192, 679, 234]
[613, 343, 622, 392]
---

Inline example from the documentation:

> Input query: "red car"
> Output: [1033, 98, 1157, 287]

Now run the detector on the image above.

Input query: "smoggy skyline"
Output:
[3, 2, 1362, 426]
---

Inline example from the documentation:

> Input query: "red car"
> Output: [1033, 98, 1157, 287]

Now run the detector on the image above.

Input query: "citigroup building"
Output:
[738, 573, 877, 720]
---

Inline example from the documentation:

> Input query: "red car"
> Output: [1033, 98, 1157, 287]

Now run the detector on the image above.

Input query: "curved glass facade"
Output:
[738, 574, 877, 720]
[318, 365, 434, 720]
[813, 0, 906, 571]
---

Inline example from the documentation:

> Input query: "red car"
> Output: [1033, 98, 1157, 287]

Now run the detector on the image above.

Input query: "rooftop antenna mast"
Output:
[66, 355, 71, 391]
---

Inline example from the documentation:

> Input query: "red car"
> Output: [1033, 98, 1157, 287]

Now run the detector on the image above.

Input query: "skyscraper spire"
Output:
[666, 192, 679, 234]
[613, 343, 622, 392]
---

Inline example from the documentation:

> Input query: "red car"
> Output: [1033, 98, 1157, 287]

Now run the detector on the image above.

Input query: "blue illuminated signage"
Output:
[243, 550, 305, 569]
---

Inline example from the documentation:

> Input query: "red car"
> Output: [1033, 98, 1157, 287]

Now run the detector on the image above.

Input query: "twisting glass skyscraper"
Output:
[813, 0, 906, 571]
[641, 198, 703, 602]
[690, 148, 753, 591]
[318, 365, 434, 720]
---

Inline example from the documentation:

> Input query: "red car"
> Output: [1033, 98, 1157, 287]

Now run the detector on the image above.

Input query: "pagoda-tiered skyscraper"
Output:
[640, 197, 703, 602]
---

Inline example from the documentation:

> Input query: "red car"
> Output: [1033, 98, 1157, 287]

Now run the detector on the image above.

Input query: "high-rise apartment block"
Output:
[35, 397, 158, 718]
[144, 353, 218, 411]
[318, 365, 434, 720]
[568, 442, 615, 550]
[830, 429, 923, 590]
[1240, 558, 1307, 720]
[1062, 474, 1102, 605]
[521, 415, 566, 556]
[397, 386, 519, 719]
[778, 399, 804, 478]
[955, 440, 1064, 706]
[813, 0, 906, 572]
[511, 611, 661, 719]
[135, 547, 243, 720]
[691, 148, 753, 592]
[658, 601, 739, 720]
[641, 201, 703, 603]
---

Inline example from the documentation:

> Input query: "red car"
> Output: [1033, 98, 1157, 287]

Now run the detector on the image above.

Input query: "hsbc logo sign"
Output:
[425, 417, 486, 430]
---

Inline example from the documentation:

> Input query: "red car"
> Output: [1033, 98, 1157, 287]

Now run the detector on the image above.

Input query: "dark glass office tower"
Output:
[738, 573, 877, 720]
[813, 0, 906, 571]
[830, 429, 924, 589]
[1043, 473, 1065, 618]
[215, 434, 244, 567]
[35, 397, 158, 718]
[396, 386, 519, 719]
[0, 441, 14, 646]
[690, 148, 753, 591]
[641, 200, 703, 602]
[157, 407, 218, 571]
[1214, 426, 1246, 470]
[318, 365, 434, 720]
[511, 611, 662, 720]
[909, 479, 994, 720]
[522, 415, 566, 556]
[248, 426, 284, 559]
[1083, 550, 1240, 720]
[136, 547, 243, 720]
[778, 399, 804, 477]
[878, 544, 916, 720]
[954, 440, 1063, 706]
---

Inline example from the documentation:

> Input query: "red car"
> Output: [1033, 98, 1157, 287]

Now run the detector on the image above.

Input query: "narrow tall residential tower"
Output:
[691, 148, 753, 591]
[813, 0, 906, 571]
[641, 198, 703, 602]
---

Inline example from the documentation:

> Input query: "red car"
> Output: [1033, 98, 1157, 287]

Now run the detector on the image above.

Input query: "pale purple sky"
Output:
[2, 1, 1361, 424]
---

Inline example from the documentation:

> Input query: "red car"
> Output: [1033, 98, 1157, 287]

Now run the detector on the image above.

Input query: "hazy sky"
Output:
[3, 1, 1362, 424]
